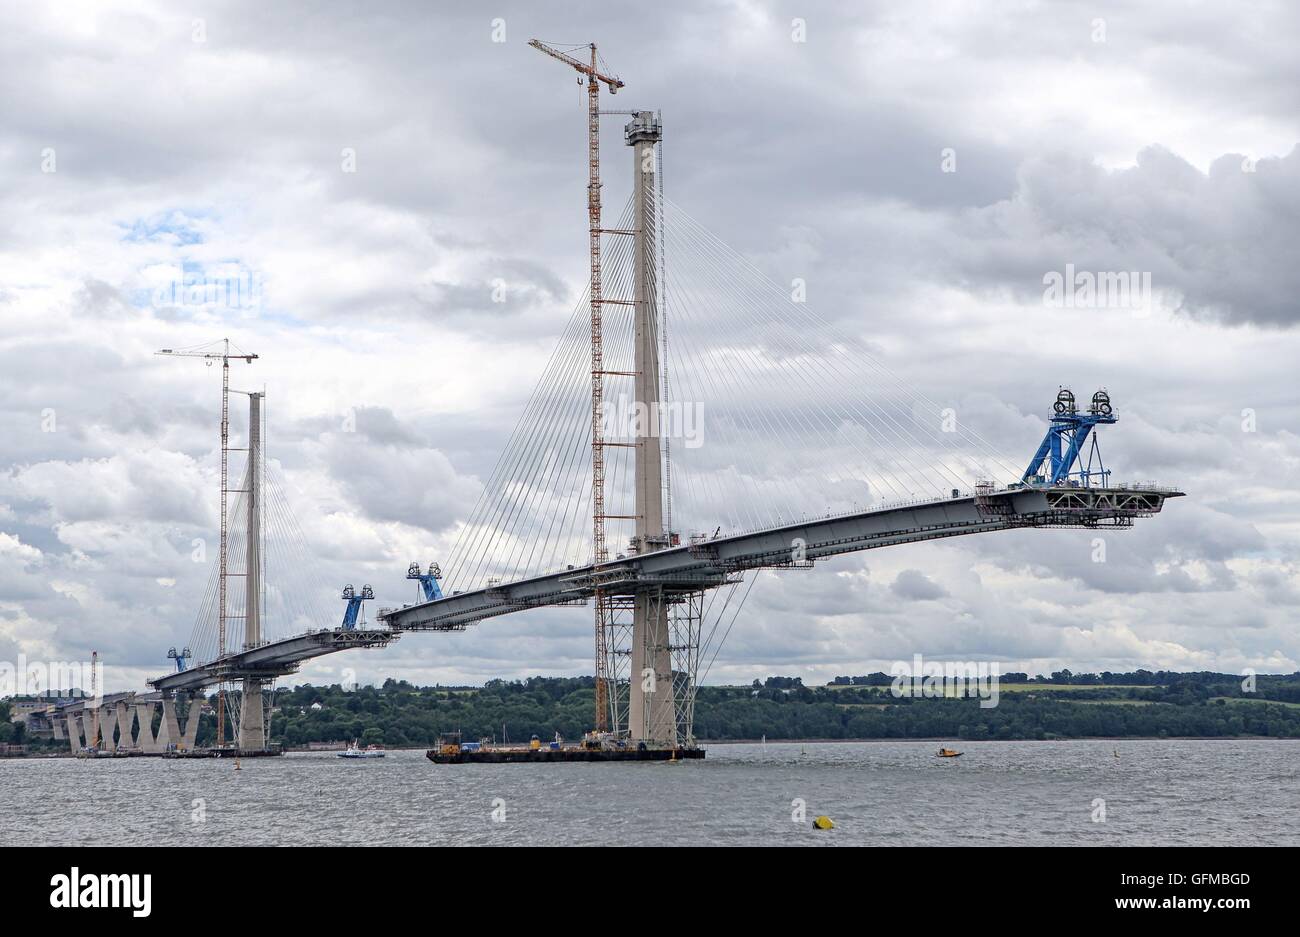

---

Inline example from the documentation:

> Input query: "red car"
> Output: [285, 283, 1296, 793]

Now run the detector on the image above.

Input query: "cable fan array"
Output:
[184, 457, 340, 666]
[439, 193, 1020, 597]
[659, 195, 1019, 533]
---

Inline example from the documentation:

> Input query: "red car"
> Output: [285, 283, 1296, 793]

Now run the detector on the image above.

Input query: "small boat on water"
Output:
[937, 747, 963, 758]
[338, 740, 386, 759]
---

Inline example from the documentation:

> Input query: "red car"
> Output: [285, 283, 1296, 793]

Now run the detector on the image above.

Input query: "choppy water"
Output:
[3, 740, 1296, 846]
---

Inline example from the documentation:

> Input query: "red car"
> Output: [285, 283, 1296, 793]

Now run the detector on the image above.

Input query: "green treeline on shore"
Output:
[7, 671, 1300, 750]
[264, 671, 1300, 747]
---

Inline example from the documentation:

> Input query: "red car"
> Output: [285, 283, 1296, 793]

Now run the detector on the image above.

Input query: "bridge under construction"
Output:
[62, 40, 1181, 758]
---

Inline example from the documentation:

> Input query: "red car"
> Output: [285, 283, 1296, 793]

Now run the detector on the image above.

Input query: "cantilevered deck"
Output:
[379, 483, 1183, 633]
[149, 627, 396, 695]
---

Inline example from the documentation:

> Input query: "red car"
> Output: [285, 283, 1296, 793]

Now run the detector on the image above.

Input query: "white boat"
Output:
[338, 740, 385, 759]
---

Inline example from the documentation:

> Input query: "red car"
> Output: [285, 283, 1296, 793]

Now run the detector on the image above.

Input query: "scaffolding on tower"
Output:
[528, 40, 626, 732]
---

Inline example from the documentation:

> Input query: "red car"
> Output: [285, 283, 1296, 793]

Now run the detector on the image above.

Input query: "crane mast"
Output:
[156, 339, 258, 747]
[528, 40, 624, 732]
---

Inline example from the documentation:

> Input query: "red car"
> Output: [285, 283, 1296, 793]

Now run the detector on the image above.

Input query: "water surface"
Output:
[3, 740, 1294, 846]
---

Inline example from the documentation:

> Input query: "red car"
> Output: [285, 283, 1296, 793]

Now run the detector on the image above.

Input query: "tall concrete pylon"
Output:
[238, 392, 267, 751]
[625, 112, 676, 745]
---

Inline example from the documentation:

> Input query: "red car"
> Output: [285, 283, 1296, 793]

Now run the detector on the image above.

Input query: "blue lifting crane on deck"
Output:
[1021, 388, 1115, 487]
[167, 646, 191, 672]
[340, 584, 374, 630]
[407, 562, 444, 602]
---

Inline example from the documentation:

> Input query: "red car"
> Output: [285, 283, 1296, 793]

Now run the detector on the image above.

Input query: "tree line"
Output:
[8, 672, 1299, 750]
[260, 672, 1300, 747]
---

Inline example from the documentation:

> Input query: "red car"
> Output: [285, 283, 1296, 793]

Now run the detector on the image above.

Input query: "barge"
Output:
[164, 746, 283, 759]
[426, 731, 704, 764]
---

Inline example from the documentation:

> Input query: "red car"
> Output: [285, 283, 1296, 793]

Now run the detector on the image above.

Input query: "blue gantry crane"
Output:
[407, 562, 444, 602]
[1021, 388, 1115, 487]
[167, 646, 191, 672]
[340, 584, 374, 631]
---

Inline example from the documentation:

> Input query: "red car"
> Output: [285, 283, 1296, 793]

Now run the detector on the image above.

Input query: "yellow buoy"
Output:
[813, 815, 834, 830]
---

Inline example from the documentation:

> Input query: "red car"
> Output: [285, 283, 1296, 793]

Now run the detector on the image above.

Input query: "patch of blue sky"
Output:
[119, 209, 211, 246]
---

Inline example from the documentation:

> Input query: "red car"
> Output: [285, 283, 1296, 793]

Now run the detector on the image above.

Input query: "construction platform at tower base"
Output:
[426, 731, 704, 764]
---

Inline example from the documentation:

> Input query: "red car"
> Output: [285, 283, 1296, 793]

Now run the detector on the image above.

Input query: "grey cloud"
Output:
[2, 1, 1299, 689]
[890, 568, 949, 601]
[321, 434, 481, 533]
[941, 145, 1300, 327]
[72, 278, 133, 319]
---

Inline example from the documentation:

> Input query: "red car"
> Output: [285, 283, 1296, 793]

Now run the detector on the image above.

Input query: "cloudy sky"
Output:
[2, 0, 1298, 694]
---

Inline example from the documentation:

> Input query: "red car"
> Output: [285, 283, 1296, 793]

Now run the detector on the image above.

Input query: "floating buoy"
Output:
[813, 815, 834, 830]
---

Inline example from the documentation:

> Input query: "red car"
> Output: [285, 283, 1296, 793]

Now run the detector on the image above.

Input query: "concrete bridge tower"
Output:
[238, 391, 267, 750]
[625, 112, 675, 745]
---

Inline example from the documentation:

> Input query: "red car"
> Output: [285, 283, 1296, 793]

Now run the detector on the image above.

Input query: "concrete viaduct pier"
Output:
[50, 692, 204, 755]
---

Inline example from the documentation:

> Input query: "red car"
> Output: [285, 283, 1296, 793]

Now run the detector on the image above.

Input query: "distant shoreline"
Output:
[5, 736, 1297, 759]
[700, 735, 1300, 744]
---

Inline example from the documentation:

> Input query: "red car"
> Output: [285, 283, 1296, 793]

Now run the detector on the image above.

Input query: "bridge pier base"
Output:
[135, 702, 161, 753]
[65, 714, 81, 753]
[79, 712, 97, 750]
[114, 700, 132, 749]
[179, 696, 203, 750]
[629, 593, 676, 745]
[97, 704, 118, 750]
[160, 699, 182, 750]
[238, 679, 266, 750]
